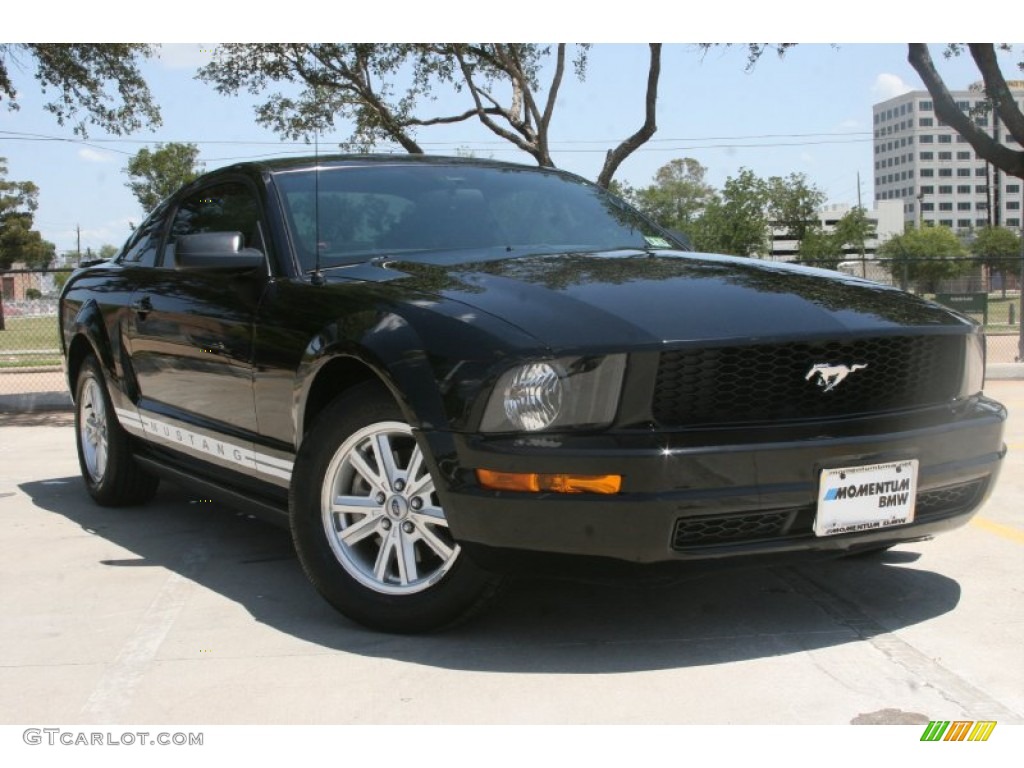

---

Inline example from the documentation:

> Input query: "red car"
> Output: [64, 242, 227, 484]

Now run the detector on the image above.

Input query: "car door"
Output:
[124, 179, 267, 437]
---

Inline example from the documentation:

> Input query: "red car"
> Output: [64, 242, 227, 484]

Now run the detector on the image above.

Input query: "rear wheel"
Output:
[290, 384, 501, 633]
[75, 355, 158, 506]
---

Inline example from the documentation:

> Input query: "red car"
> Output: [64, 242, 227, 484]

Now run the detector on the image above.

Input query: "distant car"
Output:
[59, 156, 1007, 632]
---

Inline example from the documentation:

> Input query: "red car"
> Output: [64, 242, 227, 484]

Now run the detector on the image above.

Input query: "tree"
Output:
[797, 206, 876, 271]
[690, 169, 770, 257]
[766, 173, 826, 244]
[0, 158, 55, 270]
[625, 158, 715, 232]
[878, 226, 971, 293]
[796, 225, 841, 269]
[971, 225, 1020, 297]
[0, 44, 160, 136]
[124, 143, 203, 212]
[907, 44, 1024, 179]
[198, 43, 662, 187]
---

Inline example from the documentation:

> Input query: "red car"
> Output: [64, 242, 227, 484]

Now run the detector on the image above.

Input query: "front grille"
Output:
[671, 477, 988, 551]
[653, 335, 963, 427]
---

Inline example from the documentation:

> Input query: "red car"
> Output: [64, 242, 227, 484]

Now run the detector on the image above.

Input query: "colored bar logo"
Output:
[920, 720, 997, 741]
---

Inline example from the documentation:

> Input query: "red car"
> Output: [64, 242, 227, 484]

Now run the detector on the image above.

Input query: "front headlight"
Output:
[480, 354, 627, 432]
[961, 332, 985, 397]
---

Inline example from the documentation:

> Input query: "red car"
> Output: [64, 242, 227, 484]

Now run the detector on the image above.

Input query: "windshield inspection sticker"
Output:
[814, 459, 918, 536]
[644, 236, 672, 248]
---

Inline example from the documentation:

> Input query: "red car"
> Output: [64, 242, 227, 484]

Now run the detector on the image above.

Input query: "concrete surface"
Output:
[0, 383, 1021, 725]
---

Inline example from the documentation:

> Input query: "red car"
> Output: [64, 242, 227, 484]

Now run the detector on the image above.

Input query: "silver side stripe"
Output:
[114, 407, 293, 482]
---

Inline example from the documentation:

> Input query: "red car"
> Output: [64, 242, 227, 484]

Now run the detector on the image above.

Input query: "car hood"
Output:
[336, 249, 970, 351]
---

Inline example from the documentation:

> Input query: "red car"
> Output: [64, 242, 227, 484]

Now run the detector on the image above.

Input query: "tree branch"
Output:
[306, 45, 424, 154]
[454, 48, 542, 162]
[968, 43, 1024, 145]
[908, 44, 1024, 178]
[407, 107, 502, 127]
[596, 44, 661, 188]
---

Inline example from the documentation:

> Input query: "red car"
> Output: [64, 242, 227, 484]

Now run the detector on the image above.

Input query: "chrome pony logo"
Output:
[805, 363, 868, 392]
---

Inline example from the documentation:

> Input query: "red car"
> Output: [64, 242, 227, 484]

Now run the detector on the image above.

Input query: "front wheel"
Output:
[290, 384, 500, 633]
[74, 355, 158, 506]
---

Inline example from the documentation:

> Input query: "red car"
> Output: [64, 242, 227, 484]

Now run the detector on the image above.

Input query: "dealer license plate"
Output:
[814, 460, 918, 537]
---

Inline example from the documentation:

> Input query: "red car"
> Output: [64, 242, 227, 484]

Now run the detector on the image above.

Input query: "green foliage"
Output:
[878, 226, 971, 292]
[690, 169, 769, 257]
[796, 225, 843, 268]
[971, 225, 1021, 296]
[53, 270, 72, 292]
[766, 173, 827, 242]
[98, 244, 119, 260]
[0, 158, 55, 270]
[798, 206, 876, 270]
[626, 158, 715, 232]
[629, 163, 828, 258]
[124, 143, 203, 213]
[0, 44, 160, 136]
[971, 225, 1020, 267]
[24, 287, 41, 299]
[198, 44, 569, 154]
[198, 44, 657, 186]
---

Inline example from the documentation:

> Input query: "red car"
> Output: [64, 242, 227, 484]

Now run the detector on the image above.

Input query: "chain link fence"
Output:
[2, 260, 1021, 413]
[0, 268, 73, 410]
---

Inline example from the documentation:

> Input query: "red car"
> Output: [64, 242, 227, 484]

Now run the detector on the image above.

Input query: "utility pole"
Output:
[993, 118, 1002, 227]
[1019, 186, 1024, 362]
[76, 225, 82, 265]
[857, 172, 866, 278]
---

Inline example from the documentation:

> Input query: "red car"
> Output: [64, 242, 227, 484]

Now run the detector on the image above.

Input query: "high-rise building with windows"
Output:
[873, 83, 1024, 232]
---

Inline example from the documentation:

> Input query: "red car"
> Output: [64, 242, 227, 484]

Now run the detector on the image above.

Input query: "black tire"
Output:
[74, 355, 159, 506]
[290, 383, 501, 633]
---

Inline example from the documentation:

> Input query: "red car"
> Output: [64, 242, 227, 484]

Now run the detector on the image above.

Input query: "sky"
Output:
[0, 32, 1016, 257]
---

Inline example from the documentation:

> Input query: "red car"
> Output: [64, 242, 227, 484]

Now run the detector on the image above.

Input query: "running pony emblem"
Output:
[805, 363, 868, 392]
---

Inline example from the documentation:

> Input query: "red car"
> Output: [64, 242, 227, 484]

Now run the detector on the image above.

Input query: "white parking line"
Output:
[80, 542, 211, 723]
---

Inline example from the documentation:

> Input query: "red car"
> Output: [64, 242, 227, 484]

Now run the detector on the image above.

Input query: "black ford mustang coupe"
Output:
[59, 156, 1006, 632]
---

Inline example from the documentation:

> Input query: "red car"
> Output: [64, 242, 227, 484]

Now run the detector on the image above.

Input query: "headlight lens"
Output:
[503, 362, 564, 431]
[481, 354, 626, 432]
[961, 332, 985, 397]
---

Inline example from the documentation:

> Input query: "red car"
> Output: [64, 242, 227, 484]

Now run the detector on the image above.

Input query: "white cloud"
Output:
[157, 44, 216, 70]
[78, 148, 112, 163]
[836, 119, 861, 131]
[872, 73, 912, 101]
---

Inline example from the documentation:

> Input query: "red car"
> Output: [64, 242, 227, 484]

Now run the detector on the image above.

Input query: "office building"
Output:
[873, 83, 1024, 231]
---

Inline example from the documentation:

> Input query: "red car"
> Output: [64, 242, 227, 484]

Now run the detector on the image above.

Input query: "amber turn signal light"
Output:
[476, 469, 621, 494]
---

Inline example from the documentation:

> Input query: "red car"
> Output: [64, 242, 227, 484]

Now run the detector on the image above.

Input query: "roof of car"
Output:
[236, 153, 547, 175]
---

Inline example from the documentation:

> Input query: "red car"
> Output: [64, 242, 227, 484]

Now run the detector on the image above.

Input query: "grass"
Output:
[0, 315, 62, 368]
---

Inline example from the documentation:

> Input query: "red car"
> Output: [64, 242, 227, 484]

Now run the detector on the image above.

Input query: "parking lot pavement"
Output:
[0, 382, 1021, 726]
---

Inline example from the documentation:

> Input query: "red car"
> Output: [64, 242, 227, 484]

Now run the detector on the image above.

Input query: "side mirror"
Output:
[175, 232, 264, 270]
[667, 229, 694, 251]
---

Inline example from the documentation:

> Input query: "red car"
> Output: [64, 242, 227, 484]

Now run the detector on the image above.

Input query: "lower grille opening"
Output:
[671, 477, 989, 551]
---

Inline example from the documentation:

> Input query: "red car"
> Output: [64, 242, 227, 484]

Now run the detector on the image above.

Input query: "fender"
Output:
[295, 310, 456, 441]
[66, 299, 119, 395]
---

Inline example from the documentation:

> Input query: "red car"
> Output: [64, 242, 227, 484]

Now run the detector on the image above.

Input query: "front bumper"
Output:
[425, 397, 1007, 570]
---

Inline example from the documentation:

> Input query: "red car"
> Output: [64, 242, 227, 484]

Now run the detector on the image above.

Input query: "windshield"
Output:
[272, 163, 672, 271]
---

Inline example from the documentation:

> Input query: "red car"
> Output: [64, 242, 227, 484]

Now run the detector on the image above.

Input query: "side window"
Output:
[118, 214, 164, 267]
[165, 181, 263, 266]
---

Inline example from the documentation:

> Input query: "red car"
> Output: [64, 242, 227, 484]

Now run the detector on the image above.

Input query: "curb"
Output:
[0, 391, 72, 413]
[986, 363, 1024, 381]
